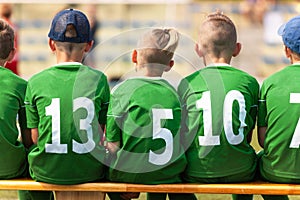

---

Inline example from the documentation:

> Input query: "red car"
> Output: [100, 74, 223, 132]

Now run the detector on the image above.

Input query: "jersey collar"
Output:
[53, 62, 83, 67]
[128, 76, 165, 80]
[206, 63, 231, 67]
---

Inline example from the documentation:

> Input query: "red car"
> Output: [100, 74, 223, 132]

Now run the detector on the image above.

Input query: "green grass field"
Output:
[0, 191, 17, 200]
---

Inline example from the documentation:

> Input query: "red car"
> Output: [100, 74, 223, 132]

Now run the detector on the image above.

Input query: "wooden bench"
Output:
[1, 178, 299, 199]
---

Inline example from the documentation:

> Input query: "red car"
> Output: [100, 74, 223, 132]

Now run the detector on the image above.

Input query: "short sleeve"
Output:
[105, 89, 124, 142]
[248, 78, 260, 129]
[177, 78, 192, 149]
[98, 75, 110, 125]
[257, 82, 268, 127]
[25, 82, 39, 128]
[18, 81, 28, 130]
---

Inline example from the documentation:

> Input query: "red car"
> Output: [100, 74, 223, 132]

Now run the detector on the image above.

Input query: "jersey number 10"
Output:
[196, 90, 247, 146]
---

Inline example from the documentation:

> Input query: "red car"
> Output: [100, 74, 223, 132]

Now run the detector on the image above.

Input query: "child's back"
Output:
[106, 28, 197, 200]
[178, 11, 259, 184]
[0, 67, 27, 179]
[25, 9, 110, 185]
[107, 77, 186, 184]
[26, 63, 109, 184]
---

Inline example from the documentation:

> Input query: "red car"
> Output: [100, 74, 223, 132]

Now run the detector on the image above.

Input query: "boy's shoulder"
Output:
[28, 63, 107, 83]
[112, 77, 175, 94]
[111, 78, 148, 94]
[183, 66, 257, 82]
[179, 66, 259, 93]
[263, 64, 297, 84]
[0, 67, 27, 86]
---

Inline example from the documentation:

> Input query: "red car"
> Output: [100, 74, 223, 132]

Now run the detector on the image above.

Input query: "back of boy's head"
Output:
[199, 11, 237, 57]
[137, 28, 179, 64]
[48, 8, 91, 43]
[0, 19, 14, 60]
[0, 4, 13, 19]
[278, 15, 300, 56]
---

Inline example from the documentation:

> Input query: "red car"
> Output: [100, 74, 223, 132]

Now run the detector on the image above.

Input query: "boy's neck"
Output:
[144, 71, 163, 77]
[136, 64, 164, 77]
[204, 56, 231, 66]
[0, 60, 7, 67]
[55, 51, 84, 64]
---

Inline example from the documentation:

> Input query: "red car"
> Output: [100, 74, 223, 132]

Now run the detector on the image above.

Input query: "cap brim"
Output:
[277, 23, 286, 36]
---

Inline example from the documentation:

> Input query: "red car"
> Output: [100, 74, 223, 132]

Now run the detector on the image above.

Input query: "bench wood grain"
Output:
[1, 178, 300, 196]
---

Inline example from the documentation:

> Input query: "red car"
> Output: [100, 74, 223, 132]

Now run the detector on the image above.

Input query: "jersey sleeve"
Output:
[177, 78, 192, 149]
[18, 80, 28, 130]
[248, 78, 260, 130]
[105, 87, 125, 142]
[257, 82, 268, 127]
[25, 82, 39, 128]
[98, 75, 110, 125]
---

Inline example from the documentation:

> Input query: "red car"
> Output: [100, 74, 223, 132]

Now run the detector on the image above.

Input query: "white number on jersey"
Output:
[196, 90, 246, 146]
[289, 93, 300, 148]
[45, 97, 96, 154]
[149, 108, 173, 165]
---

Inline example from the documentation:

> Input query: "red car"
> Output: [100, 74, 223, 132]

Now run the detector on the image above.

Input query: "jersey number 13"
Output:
[45, 97, 96, 154]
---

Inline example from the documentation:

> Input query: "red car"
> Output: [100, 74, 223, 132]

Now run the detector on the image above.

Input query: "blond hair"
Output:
[0, 19, 14, 59]
[137, 28, 179, 65]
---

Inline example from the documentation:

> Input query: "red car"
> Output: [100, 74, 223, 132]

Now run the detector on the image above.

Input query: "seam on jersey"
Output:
[107, 114, 122, 118]
[24, 101, 36, 107]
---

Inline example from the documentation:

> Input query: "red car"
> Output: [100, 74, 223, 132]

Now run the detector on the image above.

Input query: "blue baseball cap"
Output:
[48, 8, 92, 43]
[278, 15, 300, 54]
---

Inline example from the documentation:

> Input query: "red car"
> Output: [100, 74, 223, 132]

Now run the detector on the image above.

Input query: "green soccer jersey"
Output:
[106, 77, 187, 184]
[0, 67, 27, 179]
[25, 62, 109, 185]
[258, 64, 300, 180]
[178, 64, 258, 180]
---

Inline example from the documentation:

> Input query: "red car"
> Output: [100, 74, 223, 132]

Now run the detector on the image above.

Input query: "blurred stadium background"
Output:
[8, 0, 300, 84]
[1, 0, 300, 199]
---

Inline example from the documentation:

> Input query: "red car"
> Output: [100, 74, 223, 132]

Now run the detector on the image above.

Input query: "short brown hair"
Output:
[199, 11, 237, 58]
[0, 19, 14, 59]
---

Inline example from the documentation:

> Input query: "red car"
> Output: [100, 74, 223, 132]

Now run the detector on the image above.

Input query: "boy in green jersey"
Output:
[0, 19, 52, 200]
[258, 15, 300, 199]
[25, 8, 109, 188]
[106, 28, 196, 200]
[178, 12, 259, 200]
[0, 19, 31, 179]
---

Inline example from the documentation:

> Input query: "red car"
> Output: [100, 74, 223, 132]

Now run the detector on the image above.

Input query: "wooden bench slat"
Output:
[1, 178, 300, 195]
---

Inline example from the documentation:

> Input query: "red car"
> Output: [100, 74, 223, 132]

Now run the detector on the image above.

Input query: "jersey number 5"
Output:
[45, 97, 96, 154]
[149, 108, 173, 165]
[196, 90, 247, 146]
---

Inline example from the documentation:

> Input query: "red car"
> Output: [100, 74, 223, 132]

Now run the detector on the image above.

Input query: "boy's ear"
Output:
[132, 50, 138, 63]
[284, 45, 292, 58]
[233, 42, 242, 57]
[195, 43, 203, 57]
[48, 39, 56, 51]
[6, 48, 16, 62]
[84, 40, 94, 52]
[164, 60, 174, 72]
